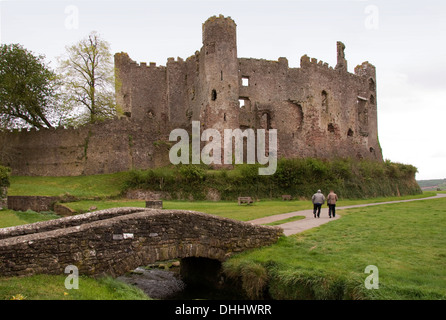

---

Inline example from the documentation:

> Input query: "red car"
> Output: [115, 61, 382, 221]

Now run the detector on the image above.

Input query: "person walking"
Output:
[327, 190, 338, 218]
[311, 189, 325, 218]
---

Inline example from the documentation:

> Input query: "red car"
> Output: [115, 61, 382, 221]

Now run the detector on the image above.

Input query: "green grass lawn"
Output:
[63, 199, 313, 221]
[60, 191, 436, 222]
[0, 275, 149, 300]
[223, 197, 446, 300]
[8, 172, 130, 198]
[0, 210, 59, 228]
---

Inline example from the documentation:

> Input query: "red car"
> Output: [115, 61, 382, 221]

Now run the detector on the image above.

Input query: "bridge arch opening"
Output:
[119, 257, 243, 300]
[180, 257, 222, 290]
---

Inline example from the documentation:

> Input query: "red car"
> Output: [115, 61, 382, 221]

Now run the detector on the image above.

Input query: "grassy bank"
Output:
[123, 158, 421, 200]
[0, 275, 150, 300]
[8, 172, 130, 198]
[7, 158, 421, 201]
[0, 209, 59, 228]
[223, 197, 446, 300]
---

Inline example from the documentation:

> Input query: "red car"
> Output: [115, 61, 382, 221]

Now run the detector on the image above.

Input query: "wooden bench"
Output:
[238, 197, 254, 205]
[282, 195, 292, 201]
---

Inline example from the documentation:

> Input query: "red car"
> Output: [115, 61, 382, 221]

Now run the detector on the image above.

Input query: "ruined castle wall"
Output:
[185, 53, 202, 123]
[238, 57, 289, 106]
[2, 119, 169, 176]
[115, 53, 168, 123]
[3, 126, 89, 176]
[167, 58, 188, 126]
[237, 53, 382, 161]
[299, 58, 379, 160]
[238, 57, 302, 158]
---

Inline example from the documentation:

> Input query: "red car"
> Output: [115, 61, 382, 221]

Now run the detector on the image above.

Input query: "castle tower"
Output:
[335, 41, 348, 72]
[354, 61, 380, 158]
[199, 15, 240, 132]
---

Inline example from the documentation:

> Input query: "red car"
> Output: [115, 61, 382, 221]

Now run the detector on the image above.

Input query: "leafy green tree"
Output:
[0, 44, 58, 129]
[0, 165, 10, 189]
[58, 31, 117, 126]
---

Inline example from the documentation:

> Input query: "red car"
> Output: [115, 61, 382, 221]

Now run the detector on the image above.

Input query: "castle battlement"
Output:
[300, 54, 333, 71]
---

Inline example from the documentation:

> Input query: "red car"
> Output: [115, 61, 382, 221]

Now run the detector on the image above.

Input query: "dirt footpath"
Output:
[249, 193, 446, 236]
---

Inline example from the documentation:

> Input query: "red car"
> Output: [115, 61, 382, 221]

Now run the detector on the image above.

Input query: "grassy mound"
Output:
[123, 158, 421, 200]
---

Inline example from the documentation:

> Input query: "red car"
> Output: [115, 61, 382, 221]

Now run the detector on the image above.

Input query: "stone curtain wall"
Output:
[7, 196, 60, 212]
[0, 208, 283, 277]
[0, 118, 172, 176]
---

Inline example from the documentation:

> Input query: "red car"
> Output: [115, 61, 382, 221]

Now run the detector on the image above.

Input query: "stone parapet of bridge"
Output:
[0, 207, 283, 277]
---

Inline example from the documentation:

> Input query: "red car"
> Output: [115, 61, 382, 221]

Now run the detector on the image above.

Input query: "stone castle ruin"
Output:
[1, 15, 382, 176]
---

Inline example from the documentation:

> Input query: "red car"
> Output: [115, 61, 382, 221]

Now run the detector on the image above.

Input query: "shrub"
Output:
[0, 166, 10, 201]
[0, 166, 10, 189]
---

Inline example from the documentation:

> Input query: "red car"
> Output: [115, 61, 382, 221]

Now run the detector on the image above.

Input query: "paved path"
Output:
[249, 193, 446, 236]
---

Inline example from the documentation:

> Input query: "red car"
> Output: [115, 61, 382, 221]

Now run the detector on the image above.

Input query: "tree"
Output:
[0, 44, 58, 129]
[58, 31, 117, 126]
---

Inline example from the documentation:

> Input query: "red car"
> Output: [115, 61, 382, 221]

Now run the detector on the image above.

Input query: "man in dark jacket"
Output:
[311, 189, 325, 218]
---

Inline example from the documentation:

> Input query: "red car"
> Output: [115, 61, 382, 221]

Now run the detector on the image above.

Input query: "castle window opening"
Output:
[369, 78, 376, 91]
[357, 98, 369, 135]
[370, 94, 375, 105]
[347, 128, 354, 137]
[221, 71, 223, 81]
[327, 123, 335, 133]
[242, 76, 249, 86]
[261, 112, 272, 130]
[211, 89, 217, 101]
[206, 42, 215, 55]
[322, 90, 328, 110]
[239, 97, 250, 110]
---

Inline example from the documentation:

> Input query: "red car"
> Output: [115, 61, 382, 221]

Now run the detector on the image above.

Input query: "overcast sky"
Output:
[1, 0, 445, 180]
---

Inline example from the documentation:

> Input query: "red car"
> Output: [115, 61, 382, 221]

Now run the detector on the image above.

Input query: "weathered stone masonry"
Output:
[115, 15, 382, 162]
[0, 15, 382, 176]
[0, 208, 283, 277]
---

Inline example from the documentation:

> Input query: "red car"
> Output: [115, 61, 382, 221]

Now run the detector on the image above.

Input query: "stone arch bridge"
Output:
[0, 208, 283, 277]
